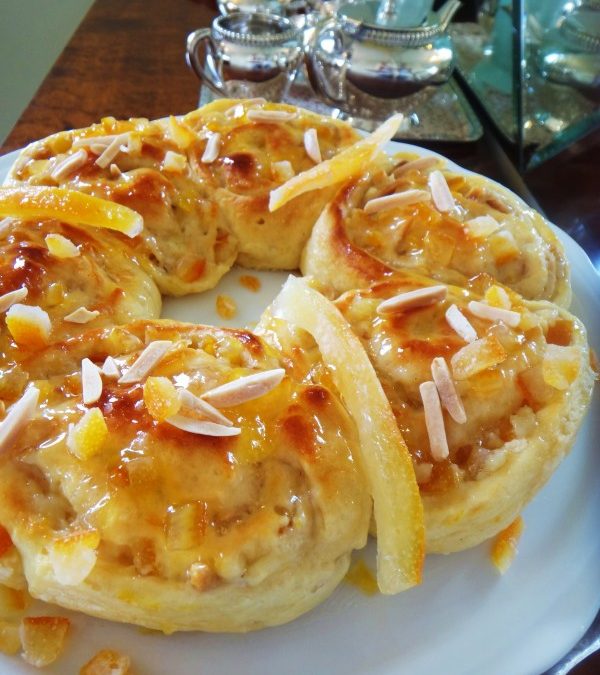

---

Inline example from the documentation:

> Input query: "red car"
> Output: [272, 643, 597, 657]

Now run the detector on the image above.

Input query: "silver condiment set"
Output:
[186, 0, 462, 106]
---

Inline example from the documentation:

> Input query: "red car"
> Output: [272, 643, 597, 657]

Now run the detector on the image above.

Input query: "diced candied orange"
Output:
[216, 294, 237, 320]
[45, 233, 79, 259]
[165, 502, 206, 551]
[423, 229, 455, 266]
[80, 648, 131, 675]
[451, 335, 507, 380]
[345, 559, 378, 596]
[188, 561, 218, 592]
[545, 318, 573, 346]
[168, 115, 197, 150]
[143, 376, 180, 422]
[542, 344, 580, 390]
[484, 284, 511, 309]
[20, 616, 70, 667]
[49, 529, 100, 586]
[239, 275, 261, 292]
[67, 408, 108, 460]
[44, 281, 65, 307]
[5, 304, 51, 350]
[125, 456, 156, 485]
[490, 516, 524, 574]
[0, 585, 28, 620]
[0, 620, 20, 655]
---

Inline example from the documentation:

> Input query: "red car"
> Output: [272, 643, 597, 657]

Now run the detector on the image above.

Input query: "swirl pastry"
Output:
[0, 319, 373, 632]
[332, 273, 594, 553]
[301, 152, 571, 306]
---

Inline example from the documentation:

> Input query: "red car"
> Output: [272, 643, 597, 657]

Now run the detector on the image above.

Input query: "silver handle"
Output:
[185, 28, 225, 97]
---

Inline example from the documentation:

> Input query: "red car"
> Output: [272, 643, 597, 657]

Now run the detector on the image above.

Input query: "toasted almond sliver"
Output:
[64, 306, 100, 324]
[465, 215, 501, 238]
[72, 134, 118, 149]
[0, 387, 39, 452]
[364, 189, 430, 215]
[377, 285, 447, 315]
[445, 304, 478, 343]
[81, 358, 103, 405]
[304, 128, 322, 164]
[414, 462, 433, 484]
[109, 162, 122, 178]
[428, 169, 455, 212]
[419, 381, 449, 461]
[0, 286, 27, 313]
[201, 368, 285, 407]
[95, 133, 129, 169]
[101, 356, 121, 379]
[201, 132, 221, 164]
[467, 300, 520, 327]
[118, 340, 172, 384]
[50, 149, 88, 181]
[165, 416, 241, 437]
[431, 357, 466, 424]
[178, 389, 233, 426]
[272, 160, 295, 182]
[394, 155, 439, 177]
[225, 103, 245, 119]
[247, 109, 297, 123]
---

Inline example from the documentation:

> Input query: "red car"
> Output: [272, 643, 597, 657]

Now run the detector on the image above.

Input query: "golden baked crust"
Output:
[333, 274, 594, 553]
[301, 152, 571, 306]
[0, 320, 370, 632]
[183, 99, 360, 270]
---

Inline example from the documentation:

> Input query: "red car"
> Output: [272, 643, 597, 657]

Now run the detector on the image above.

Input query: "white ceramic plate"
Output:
[0, 144, 598, 675]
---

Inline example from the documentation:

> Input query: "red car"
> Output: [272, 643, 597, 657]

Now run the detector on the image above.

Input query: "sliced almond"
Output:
[428, 169, 455, 212]
[413, 462, 433, 485]
[0, 217, 15, 235]
[394, 155, 439, 176]
[431, 357, 466, 424]
[45, 233, 80, 259]
[101, 355, 121, 379]
[364, 189, 430, 215]
[272, 160, 295, 182]
[225, 103, 245, 119]
[201, 132, 221, 164]
[95, 133, 129, 169]
[419, 381, 449, 461]
[109, 162, 122, 178]
[0, 286, 27, 313]
[64, 306, 99, 324]
[50, 149, 88, 181]
[465, 215, 501, 238]
[178, 388, 232, 426]
[467, 300, 520, 328]
[81, 358, 102, 405]
[445, 304, 478, 343]
[162, 150, 187, 173]
[72, 134, 118, 149]
[247, 109, 297, 123]
[0, 387, 39, 453]
[165, 416, 241, 436]
[201, 368, 285, 408]
[377, 285, 447, 315]
[304, 128, 322, 163]
[118, 340, 172, 384]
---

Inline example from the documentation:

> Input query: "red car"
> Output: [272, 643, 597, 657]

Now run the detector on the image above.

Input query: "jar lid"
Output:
[213, 11, 301, 46]
[337, 0, 459, 47]
[560, 8, 600, 53]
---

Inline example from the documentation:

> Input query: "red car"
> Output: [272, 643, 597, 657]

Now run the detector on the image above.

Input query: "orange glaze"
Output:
[335, 277, 566, 493]
[0, 322, 368, 590]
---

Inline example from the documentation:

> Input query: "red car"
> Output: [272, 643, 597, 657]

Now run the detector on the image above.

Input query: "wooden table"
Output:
[1, 1, 598, 671]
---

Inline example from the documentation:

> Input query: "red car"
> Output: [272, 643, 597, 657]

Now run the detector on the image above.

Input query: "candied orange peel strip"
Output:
[0, 185, 143, 238]
[271, 276, 424, 593]
[268, 114, 403, 212]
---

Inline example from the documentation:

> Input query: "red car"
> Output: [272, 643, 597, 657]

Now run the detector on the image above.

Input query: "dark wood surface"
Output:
[1, 2, 598, 672]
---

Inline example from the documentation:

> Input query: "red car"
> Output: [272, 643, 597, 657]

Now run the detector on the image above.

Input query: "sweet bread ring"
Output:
[0, 320, 371, 632]
[332, 273, 594, 553]
[301, 152, 571, 306]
